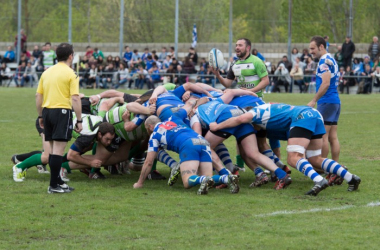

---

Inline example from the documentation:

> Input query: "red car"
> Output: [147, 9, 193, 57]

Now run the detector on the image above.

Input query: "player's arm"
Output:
[307, 71, 331, 107]
[126, 102, 153, 116]
[190, 115, 202, 135]
[194, 82, 222, 92]
[89, 90, 124, 105]
[243, 61, 269, 93]
[243, 75, 269, 93]
[212, 67, 234, 88]
[210, 112, 253, 131]
[67, 138, 102, 167]
[149, 85, 167, 104]
[133, 151, 157, 188]
[221, 88, 257, 104]
[72, 94, 83, 133]
[183, 83, 213, 98]
[98, 97, 124, 113]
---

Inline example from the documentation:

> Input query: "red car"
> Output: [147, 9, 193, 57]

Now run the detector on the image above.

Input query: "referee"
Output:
[36, 43, 82, 194]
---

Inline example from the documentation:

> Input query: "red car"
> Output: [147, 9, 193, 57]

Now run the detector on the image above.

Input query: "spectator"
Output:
[114, 63, 129, 89]
[97, 56, 106, 67]
[88, 56, 97, 68]
[334, 46, 344, 69]
[148, 64, 161, 88]
[43, 42, 56, 69]
[114, 56, 121, 69]
[175, 65, 187, 85]
[169, 46, 175, 57]
[88, 64, 98, 89]
[199, 57, 209, 69]
[368, 36, 380, 63]
[162, 55, 172, 69]
[106, 55, 113, 65]
[362, 56, 374, 71]
[171, 58, 179, 69]
[303, 56, 316, 92]
[85, 46, 94, 58]
[265, 63, 277, 94]
[341, 36, 355, 68]
[151, 50, 157, 59]
[158, 47, 168, 62]
[93, 47, 104, 60]
[371, 66, 380, 89]
[14, 62, 26, 87]
[188, 47, 198, 64]
[0, 63, 12, 86]
[153, 55, 162, 69]
[131, 49, 140, 65]
[145, 55, 154, 71]
[2, 46, 15, 63]
[324, 36, 336, 52]
[337, 66, 347, 94]
[79, 63, 90, 88]
[352, 58, 363, 79]
[290, 63, 304, 93]
[291, 48, 301, 65]
[182, 56, 196, 74]
[358, 64, 372, 94]
[272, 63, 290, 93]
[166, 64, 177, 83]
[14, 29, 27, 58]
[141, 48, 151, 62]
[32, 45, 42, 59]
[102, 63, 115, 89]
[252, 48, 265, 61]
[137, 57, 146, 69]
[300, 48, 312, 64]
[203, 65, 214, 85]
[340, 66, 354, 94]
[97, 65, 106, 88]
[135, 64, 148, 89]
[197, 65, 207, 83]
[277, 55, 292, 72]
[19, 54, 29, 66]
[295, 56, 306, 70]
[123, 46, 132, 65]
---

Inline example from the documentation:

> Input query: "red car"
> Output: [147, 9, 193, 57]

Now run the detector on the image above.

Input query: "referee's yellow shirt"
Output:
[36, 62, 79, 109]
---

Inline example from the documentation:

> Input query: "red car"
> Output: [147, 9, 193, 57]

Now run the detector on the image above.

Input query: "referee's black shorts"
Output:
[42, 108, 73, 142]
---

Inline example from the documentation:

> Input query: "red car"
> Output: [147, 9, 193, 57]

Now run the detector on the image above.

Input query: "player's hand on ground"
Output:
[209, 122, 218, 131]
[75, 122, 82, 133]
[133, 182, 144, 189]
[90, 159, 102, 168]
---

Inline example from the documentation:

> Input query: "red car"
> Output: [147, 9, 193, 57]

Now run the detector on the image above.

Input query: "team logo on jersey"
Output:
[159, 121, 177, 130]
[319, 64, 329, 72]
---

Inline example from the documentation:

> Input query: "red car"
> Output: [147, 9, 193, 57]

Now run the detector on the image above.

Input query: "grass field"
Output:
[0, 88, 379, 249]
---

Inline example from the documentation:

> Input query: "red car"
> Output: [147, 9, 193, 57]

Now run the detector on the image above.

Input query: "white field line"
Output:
[255, 202, 380, 218]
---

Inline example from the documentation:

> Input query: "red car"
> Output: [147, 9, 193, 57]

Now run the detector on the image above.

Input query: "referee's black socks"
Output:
[49, 154, 64, 187]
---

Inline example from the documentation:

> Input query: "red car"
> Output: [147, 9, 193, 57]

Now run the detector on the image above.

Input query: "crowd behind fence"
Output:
[1, 42, 380, 94]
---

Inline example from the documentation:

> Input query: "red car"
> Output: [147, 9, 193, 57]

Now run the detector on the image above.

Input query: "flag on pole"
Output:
[192, 23, 197, 48]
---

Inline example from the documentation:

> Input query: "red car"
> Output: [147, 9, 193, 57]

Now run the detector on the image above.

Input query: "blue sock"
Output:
[274, 168, 286, 179]
[322, 159, 352, 182]
[296, 158, 323, 182]
[218, 168, 229, 176]
[212, 175, 228, 185]
[263, 149, 285, 168]
[188, 175, 206, 187]
[254, 167, 264, 176]
[157, 150, 177, 169]
[215, 143, 235, 172]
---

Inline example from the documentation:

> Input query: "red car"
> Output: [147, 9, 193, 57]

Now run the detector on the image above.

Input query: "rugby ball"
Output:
[209, 48, 225, 69]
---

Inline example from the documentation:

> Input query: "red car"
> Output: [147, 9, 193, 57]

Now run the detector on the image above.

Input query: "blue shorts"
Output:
[269, 138, 281, 149]
[179, 138, 212, 163]
[317, 103, 341, 125]
[291, 109, 326, 136]
[214, 107, 256, 143]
